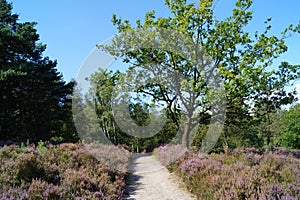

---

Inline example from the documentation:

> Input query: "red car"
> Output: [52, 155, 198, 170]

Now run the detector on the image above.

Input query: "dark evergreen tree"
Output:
[0, 0, 76, 142]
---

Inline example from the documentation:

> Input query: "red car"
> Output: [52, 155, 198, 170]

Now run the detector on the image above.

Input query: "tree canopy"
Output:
[0, 0, 77, 143]
[96, 0, 300, 149]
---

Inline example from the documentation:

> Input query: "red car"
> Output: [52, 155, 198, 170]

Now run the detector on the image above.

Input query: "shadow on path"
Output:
[122, 153, 194, 200]
[122, 154, 149, 200]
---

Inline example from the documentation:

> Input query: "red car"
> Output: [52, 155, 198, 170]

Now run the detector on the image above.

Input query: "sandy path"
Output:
[122, 154, 195, 200]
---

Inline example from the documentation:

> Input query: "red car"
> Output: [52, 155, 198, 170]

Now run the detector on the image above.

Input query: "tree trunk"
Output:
[182, 116, 193, 148]
[112, 122, 117, 144]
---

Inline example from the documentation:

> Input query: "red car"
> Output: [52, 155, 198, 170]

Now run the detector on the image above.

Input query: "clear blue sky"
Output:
[10, 0, 300, 83]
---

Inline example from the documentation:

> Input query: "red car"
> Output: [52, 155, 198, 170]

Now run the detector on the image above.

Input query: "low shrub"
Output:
[154, 144, 188, 167]
[0, 142, 130, 200]
[156, 145, 300, 199]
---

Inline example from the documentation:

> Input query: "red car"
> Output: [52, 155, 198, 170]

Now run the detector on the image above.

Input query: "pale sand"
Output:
[123, 154, 195, 200]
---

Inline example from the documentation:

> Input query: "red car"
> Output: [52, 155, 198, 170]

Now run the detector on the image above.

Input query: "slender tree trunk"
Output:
[112, 122, 117, 144]
[223, 126, 229, 152]
[182, 116, 193, 148]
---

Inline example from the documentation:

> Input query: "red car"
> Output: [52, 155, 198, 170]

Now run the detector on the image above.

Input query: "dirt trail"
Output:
[122, 154, 195, 200]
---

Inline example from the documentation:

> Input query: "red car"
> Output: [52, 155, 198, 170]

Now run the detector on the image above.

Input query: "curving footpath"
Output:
[123, 154, 195, 200]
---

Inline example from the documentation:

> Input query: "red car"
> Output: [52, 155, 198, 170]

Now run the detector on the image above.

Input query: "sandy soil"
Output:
[122, 154, 195, 200]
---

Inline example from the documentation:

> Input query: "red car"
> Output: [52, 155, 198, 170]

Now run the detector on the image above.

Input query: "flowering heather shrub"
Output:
[28, 179, 60, 199]
[0, 183, 29, 200]
[156, 145, 300, 199]
[271, 147, 300, 159]
[85, 142, 131, 173]
[154, 144, 188, 166]
[0, 142, 130, 200]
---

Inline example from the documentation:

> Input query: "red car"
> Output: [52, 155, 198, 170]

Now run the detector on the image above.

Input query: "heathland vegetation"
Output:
[1, 0, 300, 199]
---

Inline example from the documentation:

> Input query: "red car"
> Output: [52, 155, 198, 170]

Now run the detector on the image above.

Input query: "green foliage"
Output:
[84, 69, 178, 152]
[89, 69, 123, 144]
[275, 104, 300, 148]
[0, 0, 77, 143]
[100, 0, 300, 149]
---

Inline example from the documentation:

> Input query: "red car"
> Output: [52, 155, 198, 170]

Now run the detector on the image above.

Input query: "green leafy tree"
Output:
[100, 0, 300, 149]
[128, 101, 150, 152]
[0, 0, 75, 142]
[275, 104, 300, 148]
[87, 69, 123, 144]
[86, 69, 176, 152]
[251, 62, 299, 146]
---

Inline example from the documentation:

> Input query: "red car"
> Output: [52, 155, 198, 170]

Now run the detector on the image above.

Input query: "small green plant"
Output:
[37, 140, 47, 152]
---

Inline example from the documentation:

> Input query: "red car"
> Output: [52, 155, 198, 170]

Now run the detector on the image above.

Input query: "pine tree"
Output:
[0, 0, 76, 142]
